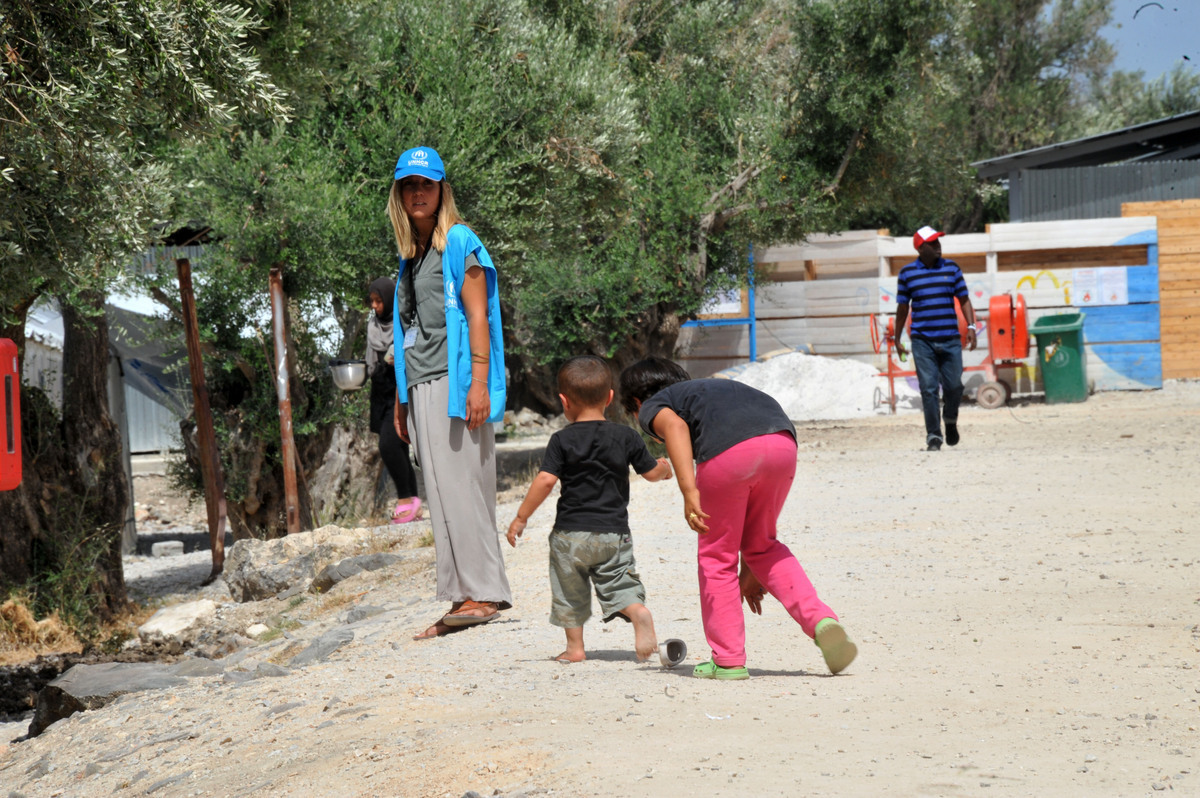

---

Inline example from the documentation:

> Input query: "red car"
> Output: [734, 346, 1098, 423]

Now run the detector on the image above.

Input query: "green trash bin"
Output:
[1030, 312, 1088, 404]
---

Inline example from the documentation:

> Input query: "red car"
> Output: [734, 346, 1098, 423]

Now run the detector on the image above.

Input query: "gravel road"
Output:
[1, 381, 1197, 797]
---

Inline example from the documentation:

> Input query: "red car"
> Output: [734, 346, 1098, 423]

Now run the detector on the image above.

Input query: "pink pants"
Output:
[695, 432, 837, 667]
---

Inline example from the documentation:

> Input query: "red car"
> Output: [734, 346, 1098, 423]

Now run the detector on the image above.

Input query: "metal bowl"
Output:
[330, 359, 368, 391]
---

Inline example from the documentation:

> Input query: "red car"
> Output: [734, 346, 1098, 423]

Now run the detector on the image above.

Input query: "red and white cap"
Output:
[913, 225, 944, 250]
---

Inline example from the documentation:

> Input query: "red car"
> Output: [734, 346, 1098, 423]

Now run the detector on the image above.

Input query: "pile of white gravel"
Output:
[726, 351, 921, 421]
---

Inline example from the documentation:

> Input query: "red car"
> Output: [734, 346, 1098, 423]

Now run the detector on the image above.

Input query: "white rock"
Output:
[138, 599, 217, 643]
[246, 623, 271, 639]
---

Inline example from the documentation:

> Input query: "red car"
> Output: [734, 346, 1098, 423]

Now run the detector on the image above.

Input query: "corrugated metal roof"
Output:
[973, 110, 1200, 177]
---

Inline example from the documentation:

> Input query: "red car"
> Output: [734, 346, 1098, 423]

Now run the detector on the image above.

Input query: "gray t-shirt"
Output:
[637, 379, 796, 464]
[397, 247, 480, 389]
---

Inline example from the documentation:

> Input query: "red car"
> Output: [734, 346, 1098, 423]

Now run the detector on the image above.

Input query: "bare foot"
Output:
[553, 650, 586, 663]
[412, 620, 455, 640]
[413, 602, 467, 639]
[622, 603, 658, 661]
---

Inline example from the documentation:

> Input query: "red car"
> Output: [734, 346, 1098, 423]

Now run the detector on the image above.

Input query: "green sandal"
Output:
[693, 660, 749, 680]
[814, 618, 857, 675]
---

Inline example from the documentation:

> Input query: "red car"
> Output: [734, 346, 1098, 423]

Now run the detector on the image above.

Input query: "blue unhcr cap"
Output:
[394, 146, 445, 181]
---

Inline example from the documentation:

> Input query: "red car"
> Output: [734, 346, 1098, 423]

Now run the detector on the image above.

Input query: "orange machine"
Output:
[987, 293, 1029, 360]
[1, 338, 21, 490]
[975, 293, 1029, 408]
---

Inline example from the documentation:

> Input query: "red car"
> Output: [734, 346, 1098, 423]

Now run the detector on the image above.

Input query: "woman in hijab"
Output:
[366, 276, 422, 523]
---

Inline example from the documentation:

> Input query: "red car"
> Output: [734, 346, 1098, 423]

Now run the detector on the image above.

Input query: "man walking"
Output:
[894, 226, 978, 451]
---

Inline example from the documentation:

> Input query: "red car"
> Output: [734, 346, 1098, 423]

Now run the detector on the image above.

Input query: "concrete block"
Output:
[151, 540, 185, 557]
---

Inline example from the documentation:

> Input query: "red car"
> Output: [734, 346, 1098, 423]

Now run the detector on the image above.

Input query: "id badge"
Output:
[403, 326, 418, 350]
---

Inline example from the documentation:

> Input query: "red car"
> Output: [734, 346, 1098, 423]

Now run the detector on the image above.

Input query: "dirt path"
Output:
[2, 382, 1197, 797]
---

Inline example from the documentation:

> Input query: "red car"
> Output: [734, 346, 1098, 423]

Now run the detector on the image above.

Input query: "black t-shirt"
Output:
[637, 379, 796, 464]
[540, 421, 659, 534]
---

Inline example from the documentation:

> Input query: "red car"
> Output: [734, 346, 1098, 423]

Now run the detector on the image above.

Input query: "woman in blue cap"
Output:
[387, 146, 512, 639]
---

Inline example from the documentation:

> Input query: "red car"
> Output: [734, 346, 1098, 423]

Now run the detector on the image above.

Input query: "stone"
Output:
[170, 658, 226, 678]
[245, 623, 271, 639]
[138, 600, 216, 646]
[145, 771, 193, 794]
[222, 525, 420, 602]
[289, 629, 354, 667]
[29, 663, 185, 737]
[310, 553, 405, 594]
[344, 605, 388, 624]
[253, 663, 290, 679]
[150, 540, 184, 557]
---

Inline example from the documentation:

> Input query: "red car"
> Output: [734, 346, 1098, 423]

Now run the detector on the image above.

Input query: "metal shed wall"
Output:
[1021, 162, 1200, 221]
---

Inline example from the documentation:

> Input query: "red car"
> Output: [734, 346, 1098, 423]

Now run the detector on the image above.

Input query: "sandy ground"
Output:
[1, 381, 1198, 797]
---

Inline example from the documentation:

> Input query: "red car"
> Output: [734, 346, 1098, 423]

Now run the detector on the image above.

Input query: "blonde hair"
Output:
[387, 179, 465, 260]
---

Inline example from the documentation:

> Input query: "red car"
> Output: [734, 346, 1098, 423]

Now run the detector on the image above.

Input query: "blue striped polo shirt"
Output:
[895, 258, 969, 340]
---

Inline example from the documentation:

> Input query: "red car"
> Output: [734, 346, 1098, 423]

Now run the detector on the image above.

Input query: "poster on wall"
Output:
[1072, 267, 1128, 307]
[698, 288, 749, 318]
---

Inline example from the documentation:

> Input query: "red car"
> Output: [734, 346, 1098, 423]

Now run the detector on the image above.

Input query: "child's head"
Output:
[557, 355, 613, 418]
[619, 357, 691, 415]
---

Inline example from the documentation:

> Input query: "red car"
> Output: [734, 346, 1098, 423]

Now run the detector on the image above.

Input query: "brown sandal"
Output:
[441, 600, 499, 627]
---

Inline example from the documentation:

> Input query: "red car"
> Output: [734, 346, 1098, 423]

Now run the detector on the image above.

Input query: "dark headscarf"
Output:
[369, 277, 396, 323]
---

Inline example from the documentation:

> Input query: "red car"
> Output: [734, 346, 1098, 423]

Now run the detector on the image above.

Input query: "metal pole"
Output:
[747, 244, 757, 363]
[269, 267, 300, 535]
[177, 258, 228, 580]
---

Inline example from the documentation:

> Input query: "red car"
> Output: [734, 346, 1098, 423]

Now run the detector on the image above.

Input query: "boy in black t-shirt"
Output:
[507, 355, 673, 663]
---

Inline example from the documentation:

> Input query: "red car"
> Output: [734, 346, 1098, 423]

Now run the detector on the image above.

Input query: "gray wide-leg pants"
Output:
[408, 376, 512, 608]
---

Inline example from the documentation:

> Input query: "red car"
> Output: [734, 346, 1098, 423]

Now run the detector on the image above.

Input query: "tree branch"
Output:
[823, 127, 865, 197]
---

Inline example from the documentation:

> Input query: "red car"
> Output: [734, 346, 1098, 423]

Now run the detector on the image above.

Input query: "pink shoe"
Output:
[392, 497, 423, 524]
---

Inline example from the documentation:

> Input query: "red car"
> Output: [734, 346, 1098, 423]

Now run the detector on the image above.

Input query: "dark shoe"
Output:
[926, 438, 942, 451]
[946, 423, 959, 446]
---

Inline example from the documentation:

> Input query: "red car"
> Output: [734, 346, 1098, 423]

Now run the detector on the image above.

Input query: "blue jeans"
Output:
[911, 336, 963, 444]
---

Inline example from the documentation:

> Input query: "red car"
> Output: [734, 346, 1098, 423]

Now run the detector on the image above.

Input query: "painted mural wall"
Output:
[677, 217, 1163, 397]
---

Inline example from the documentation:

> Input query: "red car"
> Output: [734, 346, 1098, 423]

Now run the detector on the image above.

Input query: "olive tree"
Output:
[0, 0, 285, 623]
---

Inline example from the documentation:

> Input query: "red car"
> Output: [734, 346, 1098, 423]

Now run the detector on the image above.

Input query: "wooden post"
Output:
[177, 258, 228, 581]
[269, 267, 300, 535]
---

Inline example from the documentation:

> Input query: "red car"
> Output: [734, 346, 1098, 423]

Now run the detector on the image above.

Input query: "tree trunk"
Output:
[59, 291, 129, 618]
[0, 305, 42, 586]
[0, 293, 130, 621]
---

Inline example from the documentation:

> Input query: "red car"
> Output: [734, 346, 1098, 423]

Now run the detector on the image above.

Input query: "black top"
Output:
[637, 379, 796, 464]
[368, 365, 397, 432]
[540, 421, 659, 534]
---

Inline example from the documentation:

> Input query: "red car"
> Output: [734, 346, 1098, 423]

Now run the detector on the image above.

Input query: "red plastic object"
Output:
[988, 294, 1030, 360]
[0, 338, 21, 490]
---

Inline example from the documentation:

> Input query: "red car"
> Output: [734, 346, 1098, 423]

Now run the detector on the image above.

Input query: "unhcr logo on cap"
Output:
[395, 146, 445, 182]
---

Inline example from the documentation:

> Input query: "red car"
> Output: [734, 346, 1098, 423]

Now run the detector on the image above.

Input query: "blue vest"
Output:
[392, 224, 506, 422]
